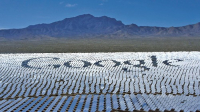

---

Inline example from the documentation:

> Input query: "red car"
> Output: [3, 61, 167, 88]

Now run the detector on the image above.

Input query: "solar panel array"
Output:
[0, 52, 200, 111]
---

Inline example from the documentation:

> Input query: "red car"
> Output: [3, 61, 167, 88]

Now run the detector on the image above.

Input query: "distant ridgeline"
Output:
[0, 14, 200, 39]
[21, 56, 183, 71]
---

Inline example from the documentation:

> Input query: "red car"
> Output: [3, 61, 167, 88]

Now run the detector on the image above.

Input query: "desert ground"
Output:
[0, 37, 200, 53]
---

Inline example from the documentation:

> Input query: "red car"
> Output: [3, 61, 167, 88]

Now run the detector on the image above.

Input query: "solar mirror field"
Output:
[0, 52, 200, 112]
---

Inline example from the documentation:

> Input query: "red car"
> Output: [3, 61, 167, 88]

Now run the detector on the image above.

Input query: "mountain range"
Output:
[0, 14, 200, 39]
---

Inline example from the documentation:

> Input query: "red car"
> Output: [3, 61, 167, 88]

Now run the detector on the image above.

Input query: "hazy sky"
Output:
[0, 0, 200, 29]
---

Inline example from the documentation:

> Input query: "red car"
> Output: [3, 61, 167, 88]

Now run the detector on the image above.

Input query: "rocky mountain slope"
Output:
[0, 14, 200, 39]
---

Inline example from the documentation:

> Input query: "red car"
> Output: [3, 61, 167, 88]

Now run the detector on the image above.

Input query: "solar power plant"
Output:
[0, 52, 200, 112]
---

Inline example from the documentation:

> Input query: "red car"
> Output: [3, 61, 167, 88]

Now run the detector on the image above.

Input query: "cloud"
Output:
[65, 3, 77, 8]
[99, 3, 104, 5]
[59, 2, 64, 5]
[0, 28, 7, 30]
